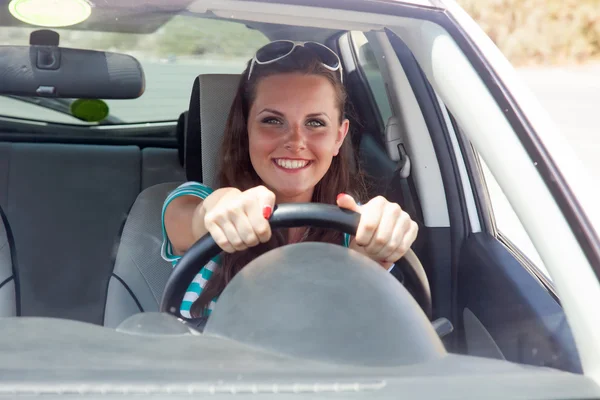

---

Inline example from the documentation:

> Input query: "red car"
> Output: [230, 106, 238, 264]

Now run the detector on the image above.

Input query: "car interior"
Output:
[0, 1, 583, 377]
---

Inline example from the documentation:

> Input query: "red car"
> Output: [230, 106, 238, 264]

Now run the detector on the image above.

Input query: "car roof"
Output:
[0, 0, 443, 36]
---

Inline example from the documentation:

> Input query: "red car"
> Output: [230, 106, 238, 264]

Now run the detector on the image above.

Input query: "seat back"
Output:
[105, 74, 241, 327]
[104, 182, 180, 327]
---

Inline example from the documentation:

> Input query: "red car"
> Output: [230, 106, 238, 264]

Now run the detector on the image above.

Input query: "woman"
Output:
[162, 41, 418, 318]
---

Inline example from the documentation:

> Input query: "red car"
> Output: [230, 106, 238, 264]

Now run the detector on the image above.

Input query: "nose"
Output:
[284, 123, 306, 152]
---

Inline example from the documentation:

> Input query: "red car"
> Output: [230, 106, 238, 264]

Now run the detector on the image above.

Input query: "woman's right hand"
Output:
[197, 186, 276, 253]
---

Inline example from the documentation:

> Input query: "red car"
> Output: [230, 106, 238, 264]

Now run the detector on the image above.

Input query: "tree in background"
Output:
[458, 0, 600, 65]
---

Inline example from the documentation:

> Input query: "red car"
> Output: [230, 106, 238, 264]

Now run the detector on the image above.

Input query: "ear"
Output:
[333, 118, 350, 156]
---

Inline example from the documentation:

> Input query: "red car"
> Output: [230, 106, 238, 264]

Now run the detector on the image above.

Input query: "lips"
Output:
[273, 158, 311, 170]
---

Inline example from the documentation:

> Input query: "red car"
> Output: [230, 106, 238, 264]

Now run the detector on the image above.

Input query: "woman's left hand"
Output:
[336, 193, 418, 270]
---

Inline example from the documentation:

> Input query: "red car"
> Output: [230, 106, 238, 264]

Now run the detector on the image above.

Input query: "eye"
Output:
[261, 117, 282, 125]
[306, 119, 325, 127]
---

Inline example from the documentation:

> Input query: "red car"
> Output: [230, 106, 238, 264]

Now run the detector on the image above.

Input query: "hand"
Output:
[336, 193, 418, 270]
[201, 185, 276, 253]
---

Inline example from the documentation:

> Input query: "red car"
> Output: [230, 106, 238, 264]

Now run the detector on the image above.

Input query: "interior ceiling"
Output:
[0, 0, 196, 33]
[0, 0, 341, 42]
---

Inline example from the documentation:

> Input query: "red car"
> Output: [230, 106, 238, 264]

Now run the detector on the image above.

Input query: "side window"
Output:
[350, 31, 393, 126]
[477, 155, 550, 280]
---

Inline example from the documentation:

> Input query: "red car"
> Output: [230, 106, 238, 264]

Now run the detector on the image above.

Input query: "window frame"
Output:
[448, 112, 559, 298]
[345, 31, 389, 137]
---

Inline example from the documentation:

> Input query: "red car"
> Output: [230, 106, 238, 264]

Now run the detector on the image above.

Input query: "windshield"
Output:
[0, 0, 596, 390]
[0, 15, 269, 124]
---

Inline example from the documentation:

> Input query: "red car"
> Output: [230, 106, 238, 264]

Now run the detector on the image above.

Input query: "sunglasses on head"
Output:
[248, 40, 344, 83]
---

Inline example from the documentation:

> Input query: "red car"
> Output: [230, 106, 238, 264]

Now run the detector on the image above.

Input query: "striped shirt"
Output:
[161, 181, 352, 318]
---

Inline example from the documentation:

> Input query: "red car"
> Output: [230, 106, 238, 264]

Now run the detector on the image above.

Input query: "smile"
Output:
[273, 158, 312, 170]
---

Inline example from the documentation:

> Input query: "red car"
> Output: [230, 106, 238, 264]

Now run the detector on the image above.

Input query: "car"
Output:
[0, 0, 600, 397]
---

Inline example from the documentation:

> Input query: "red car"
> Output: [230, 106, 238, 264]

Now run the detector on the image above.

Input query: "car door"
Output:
[451, 120, 581, 373]
[378, 28, 582, 373]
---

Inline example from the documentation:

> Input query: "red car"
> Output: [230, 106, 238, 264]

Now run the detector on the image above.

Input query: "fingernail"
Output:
[262, 205, 272, 219]
[337, 193, 346, 202]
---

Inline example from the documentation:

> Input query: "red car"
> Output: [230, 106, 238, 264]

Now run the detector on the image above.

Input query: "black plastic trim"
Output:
[0, 204, 20, 316]
[186, 76, 203, 182]
[0, 117, 177, 149]
[497, 233, 559, 303]
[0, 133, 178, 148]
[110, 274, 144, 314]
[0, 276, 13, 290]
[447, 112, 494, 233]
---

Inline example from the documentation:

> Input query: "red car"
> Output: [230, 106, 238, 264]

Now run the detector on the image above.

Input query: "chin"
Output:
[273, 185, 314, 202]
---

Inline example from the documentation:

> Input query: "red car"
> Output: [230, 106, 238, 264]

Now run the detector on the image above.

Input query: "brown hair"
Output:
[190, 46, 367, 317]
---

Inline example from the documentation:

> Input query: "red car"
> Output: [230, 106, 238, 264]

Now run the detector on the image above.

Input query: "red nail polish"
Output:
[337, 193, 346, 202]
[262, 205, 272, 219]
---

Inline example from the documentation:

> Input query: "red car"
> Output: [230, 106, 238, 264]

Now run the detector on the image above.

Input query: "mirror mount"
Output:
[30, 30, 60, 46]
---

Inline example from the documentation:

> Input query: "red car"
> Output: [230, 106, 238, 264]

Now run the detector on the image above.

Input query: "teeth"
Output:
[276, 159, 309, 169]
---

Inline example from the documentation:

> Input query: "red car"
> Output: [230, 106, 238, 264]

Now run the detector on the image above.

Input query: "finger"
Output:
[336, 193, 360, 212]
[374, 209, 411, 260]
[227, 206, 260, 247]
[205, 222, 236, 253]
[219, 220, 248, 252]
[365, 201, 402, 256]
[354, 196, 385, 247]
[248, 185, 276, 218]
[385, 220, 419, 262]
[245, 186, 275, 243]
[245, 199, 272, 244]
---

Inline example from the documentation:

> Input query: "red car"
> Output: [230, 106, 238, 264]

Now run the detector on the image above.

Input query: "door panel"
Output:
[457, 233, 581, 373]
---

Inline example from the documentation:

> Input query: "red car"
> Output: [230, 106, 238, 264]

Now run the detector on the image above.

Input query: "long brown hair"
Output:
[190, 46, 367, 317]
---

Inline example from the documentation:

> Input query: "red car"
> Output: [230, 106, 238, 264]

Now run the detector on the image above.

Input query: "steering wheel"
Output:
[160, 203, 432, 320]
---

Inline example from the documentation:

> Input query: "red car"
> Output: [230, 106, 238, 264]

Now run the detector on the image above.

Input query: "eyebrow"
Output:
[258, 108, 284, 116]
[307, 112, 331, 121]
[258, 108, 331, 120]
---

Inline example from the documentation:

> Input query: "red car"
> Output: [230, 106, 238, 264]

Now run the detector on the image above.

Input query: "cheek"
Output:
[310, 133, 340, 158]
[248, 128, 278, 160]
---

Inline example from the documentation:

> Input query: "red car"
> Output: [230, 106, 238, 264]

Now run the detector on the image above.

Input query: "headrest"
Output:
[185, 74, 241, 187]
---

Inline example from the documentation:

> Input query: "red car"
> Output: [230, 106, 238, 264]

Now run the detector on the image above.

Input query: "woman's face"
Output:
[247, 73, 349, 203]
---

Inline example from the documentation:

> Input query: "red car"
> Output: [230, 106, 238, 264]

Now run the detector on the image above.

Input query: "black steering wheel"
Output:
[160, 203, 432, 319]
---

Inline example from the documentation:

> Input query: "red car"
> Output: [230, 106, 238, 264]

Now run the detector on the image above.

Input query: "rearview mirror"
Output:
[0, 46, 145, 99]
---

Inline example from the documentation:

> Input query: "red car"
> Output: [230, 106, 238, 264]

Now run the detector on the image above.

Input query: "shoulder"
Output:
[163, 181, 215, 206]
